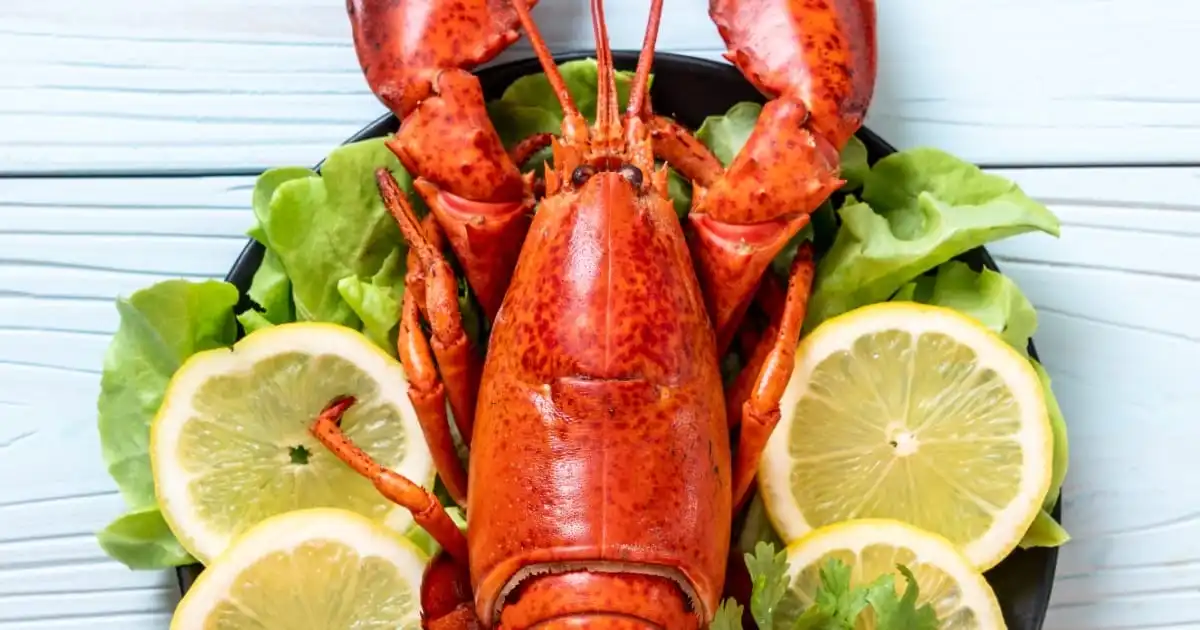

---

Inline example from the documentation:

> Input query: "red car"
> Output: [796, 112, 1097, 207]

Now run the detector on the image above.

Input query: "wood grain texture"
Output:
[4, 0, 1200, 173]
[0, 167, 1196, 628]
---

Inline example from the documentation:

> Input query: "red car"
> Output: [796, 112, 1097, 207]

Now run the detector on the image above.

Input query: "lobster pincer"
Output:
[651, 0, 877, 355]
[348, 0, 553, 322]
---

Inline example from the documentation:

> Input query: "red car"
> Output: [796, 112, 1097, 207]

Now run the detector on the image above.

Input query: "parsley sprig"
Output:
[713, 542, 938, 630]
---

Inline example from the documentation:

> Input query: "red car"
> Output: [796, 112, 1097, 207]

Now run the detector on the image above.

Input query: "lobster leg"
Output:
[730, 243, 815, 509]
[509, 133, 556, 171]
[380, 171, 481, 453]
[725, 275, 788, 428]
[647, 115, 722, 189]
[310, 397, 469, 564]
[310, 398, 479, 629]
[399, 292, 470, 506]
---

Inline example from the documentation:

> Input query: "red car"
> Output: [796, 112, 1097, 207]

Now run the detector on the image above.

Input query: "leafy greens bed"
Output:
[94, 60, 1070, 606]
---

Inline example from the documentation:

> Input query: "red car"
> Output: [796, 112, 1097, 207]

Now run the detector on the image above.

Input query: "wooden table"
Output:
[1, 1, 1197, 628]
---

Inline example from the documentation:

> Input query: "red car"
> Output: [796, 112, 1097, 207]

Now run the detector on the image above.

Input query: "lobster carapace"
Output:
[311, 0, 876, 626]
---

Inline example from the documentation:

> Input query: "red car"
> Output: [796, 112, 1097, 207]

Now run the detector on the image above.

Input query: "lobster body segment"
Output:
[468, 171, 731, 624]
[314, 0, 876, 627]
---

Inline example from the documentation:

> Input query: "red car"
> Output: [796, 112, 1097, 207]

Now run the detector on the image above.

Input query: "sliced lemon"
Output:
[760, 302, 1052, 570]
[151, 322, 434, 564]
[171, 508, 427, 630]
[781, 519, 1005, 628]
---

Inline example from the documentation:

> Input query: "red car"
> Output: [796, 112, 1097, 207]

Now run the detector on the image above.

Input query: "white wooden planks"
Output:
[4, 0, 1200, 173]
[0, 176, 256, 628]
[0, 167, 1197, 628]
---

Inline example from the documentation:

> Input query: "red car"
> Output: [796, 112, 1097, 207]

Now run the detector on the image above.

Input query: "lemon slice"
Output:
[760, 302, 1052, 570]
[781, 519, 1005, 628]
[172, 508, 427, 630]
[151, 322, 434, 564]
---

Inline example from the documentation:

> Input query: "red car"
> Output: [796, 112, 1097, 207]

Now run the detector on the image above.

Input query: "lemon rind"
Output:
[782, 518, 1006, 629]
[171, 507, 428, 630]
[759, 303, 1053, 571]
[151, 322, 436, 564]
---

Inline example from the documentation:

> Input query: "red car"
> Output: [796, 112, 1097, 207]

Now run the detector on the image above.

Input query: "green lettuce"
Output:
[892, 262, 1070, 547]
[489, 58, 641, 130]
[96, 279, 239, 568]
[96, 507, 195, 569]
[248, 138, 416, 354]
[240, 168, 304, 333]
[486, 58, 641, 173]
[695, 102, 761, 166]
[336, 248, 406, 352]
[237, 250, 292, 333]
[805, 149, 1061, 329]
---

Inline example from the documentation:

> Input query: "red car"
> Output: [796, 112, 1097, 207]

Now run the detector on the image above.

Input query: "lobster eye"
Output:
[619, 164, 644, 188]
[571, 165, 595, 188]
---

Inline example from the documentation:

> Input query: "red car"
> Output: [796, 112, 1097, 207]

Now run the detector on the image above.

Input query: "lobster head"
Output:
[517, 0, 672, 212]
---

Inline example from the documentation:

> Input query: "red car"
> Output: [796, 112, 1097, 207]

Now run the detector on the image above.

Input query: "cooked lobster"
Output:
[310, 0, 876, 626]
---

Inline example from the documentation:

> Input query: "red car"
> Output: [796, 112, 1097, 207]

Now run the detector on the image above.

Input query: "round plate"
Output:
[180, 50, 1060, 629]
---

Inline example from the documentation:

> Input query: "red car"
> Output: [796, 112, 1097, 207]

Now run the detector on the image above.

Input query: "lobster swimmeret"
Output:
[310, 0, 877, 626]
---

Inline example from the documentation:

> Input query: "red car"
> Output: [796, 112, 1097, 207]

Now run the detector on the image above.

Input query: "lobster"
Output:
[309, 0, 876, 627]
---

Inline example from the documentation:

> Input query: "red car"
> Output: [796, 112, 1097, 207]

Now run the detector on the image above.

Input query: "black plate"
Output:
[181, 50, 1061, 628]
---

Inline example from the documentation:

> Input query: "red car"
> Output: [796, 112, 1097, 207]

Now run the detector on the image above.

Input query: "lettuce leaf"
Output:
[249, 167, 314, 249]
[96, 279, 239, 567]
[806, 148, 1061, 330]
[839, 136, 870, 192]
[891, 262, 1070, 547]
[696, 102, 762, 166]
[491, 58, 641, 126]
[486, 58, 641, 175]
[96, 507, 194, 569]
[237, 250, 292, 333]
[336, 247, 406, 352]
[251, 138, 416, 354]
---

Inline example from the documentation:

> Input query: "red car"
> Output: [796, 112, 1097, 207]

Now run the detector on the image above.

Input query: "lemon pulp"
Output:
[760, 303, 1052, 570]
[172, 508, 425, 630]
[152, 322, 434, 563]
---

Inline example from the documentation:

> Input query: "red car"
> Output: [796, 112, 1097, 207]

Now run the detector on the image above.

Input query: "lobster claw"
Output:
[348, 0, 538, 116]
[346, 0, 546, 324]
[710, 0, 876, 150]
[649, 0, 877, 353]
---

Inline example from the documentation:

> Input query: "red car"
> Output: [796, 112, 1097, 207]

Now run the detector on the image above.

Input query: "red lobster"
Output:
[311, 0, 876, 626]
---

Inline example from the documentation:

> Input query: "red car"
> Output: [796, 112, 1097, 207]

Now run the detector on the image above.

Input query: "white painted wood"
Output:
[4, 0, 1200, 173]
[0, 168, 1196, 628]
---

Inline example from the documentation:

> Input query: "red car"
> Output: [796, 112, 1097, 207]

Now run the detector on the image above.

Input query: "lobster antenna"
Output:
[591, 0, 619, 139]
[511, 2, 580, 119]
[626, 0, 664, 118]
